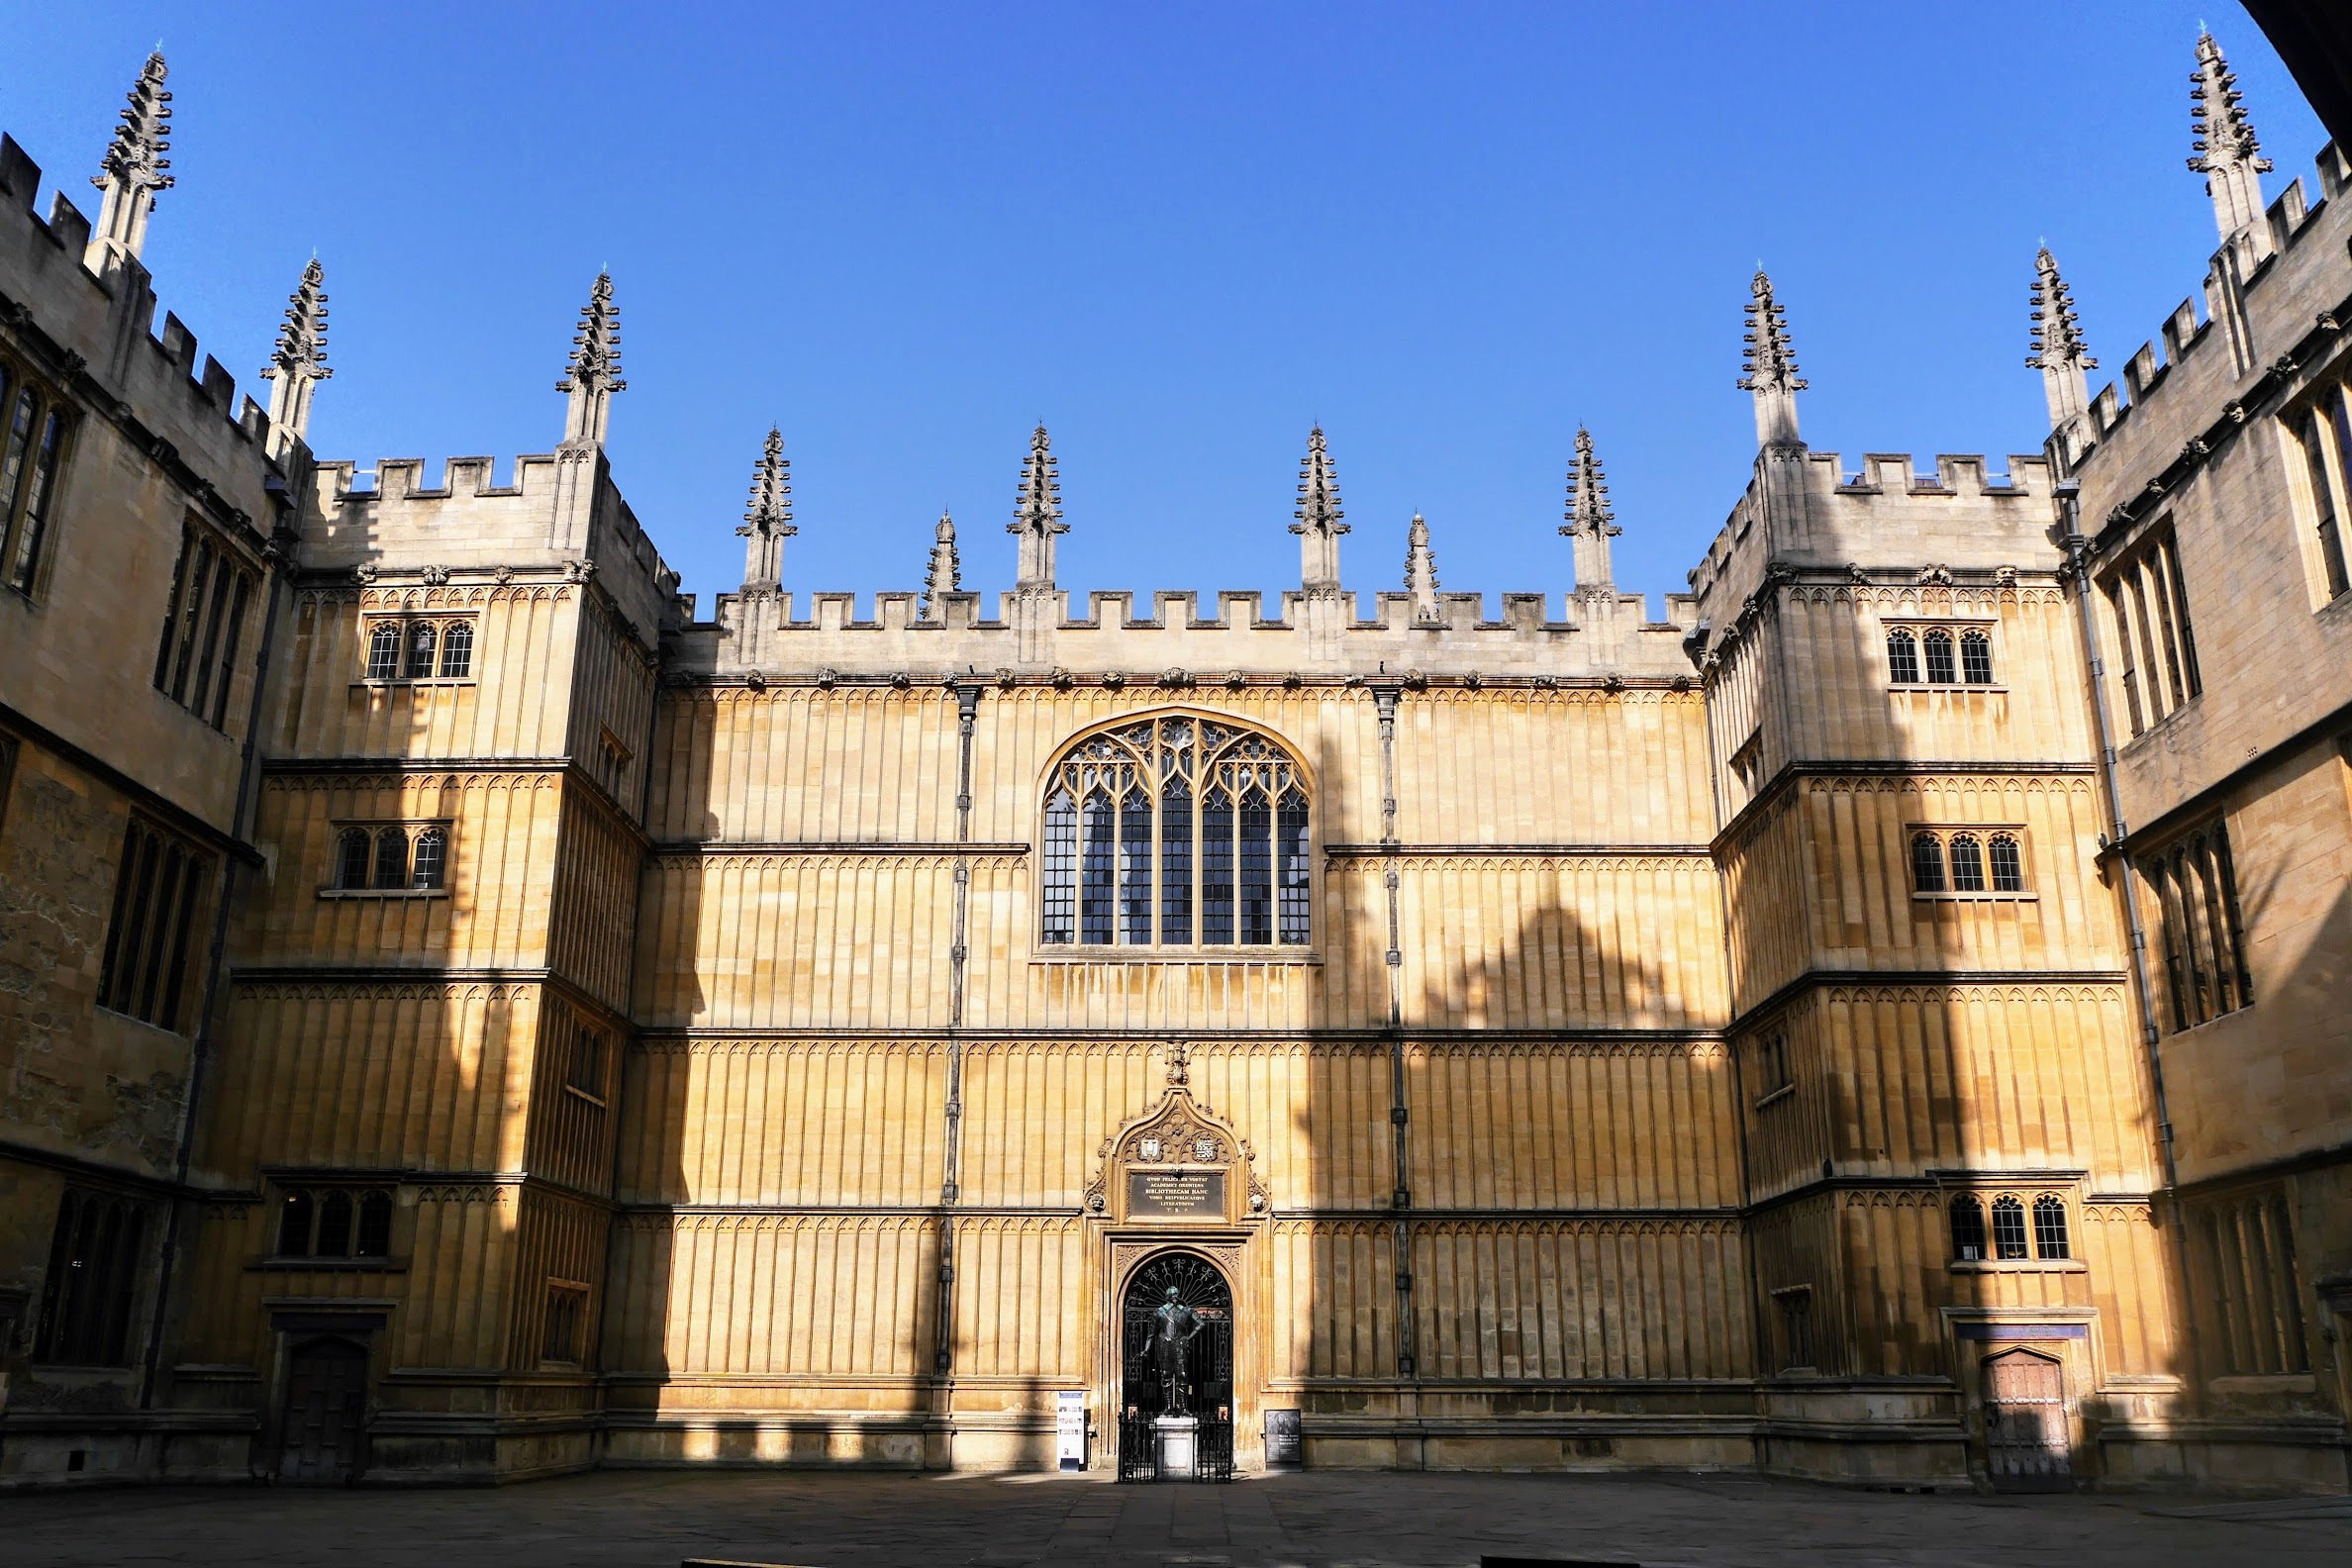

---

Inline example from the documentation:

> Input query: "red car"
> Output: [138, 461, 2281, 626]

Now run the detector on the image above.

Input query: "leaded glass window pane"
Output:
[2032, 1195, 2070, 1260]
[1992, 1196, 2029, 1260]
[1276, 787, 1310, 945]
[1119, 786, 1153, 944]
[1961, 631, 1994, 684]
[1160, 782, 1193, 944]
[1950, 1196, 1987, 1262]
[1989, 833, 2024, 893]
[1911, 833, 1946, 893]
[1040, 789, 1077, 944]
[1887, 629, 1919, 684]
[1923, 630, 1956, 684]
[1239, 787, 1273, 944]
[1079, 788, 1116, 945]
[1201, 787, 1234, 944]
[1949, 834, 1986, 892]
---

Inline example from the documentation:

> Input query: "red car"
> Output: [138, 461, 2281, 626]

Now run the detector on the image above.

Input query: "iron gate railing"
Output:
[1192, 1415, 1233, 1482]
[1117, 1411, 1158, 1482]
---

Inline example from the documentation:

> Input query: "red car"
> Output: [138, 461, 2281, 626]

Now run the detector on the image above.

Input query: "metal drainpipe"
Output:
[138, 502, 295, 1410]
[932, 682, 982, 1412]
[1371, 684, 1416, 1387]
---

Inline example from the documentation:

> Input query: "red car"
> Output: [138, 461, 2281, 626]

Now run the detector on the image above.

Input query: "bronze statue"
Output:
[1148, 1285, 1220, 1416]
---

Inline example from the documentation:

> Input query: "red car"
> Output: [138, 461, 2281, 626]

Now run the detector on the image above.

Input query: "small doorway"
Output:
[1981, 1347, 2071, 1491]
[279, 1336, 368, 1483]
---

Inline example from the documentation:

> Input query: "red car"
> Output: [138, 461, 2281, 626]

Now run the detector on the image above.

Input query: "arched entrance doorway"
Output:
[1121, 1250, 1233, 1419]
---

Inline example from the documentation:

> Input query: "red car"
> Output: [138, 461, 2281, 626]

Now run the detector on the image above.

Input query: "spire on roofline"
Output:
[1292, 426, 1348, 597]
[737, 427, 794, 588]
[1738, 268, 1806, 449]
[89, 50, 172, 265]
[1404, 512, 1438, 622]
[923, 511, 961, 619]
[1561, 426, 1619, 591]
[1009, 424, 1065, 592]
[2027, 246, 2098, 433]
[558, 272, 625, 446]
[259, 256, 330, 443]
[2191, 30, 2272, 247]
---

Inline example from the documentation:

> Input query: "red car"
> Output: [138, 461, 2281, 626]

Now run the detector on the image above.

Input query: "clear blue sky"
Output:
[1, 3, 2326, 617]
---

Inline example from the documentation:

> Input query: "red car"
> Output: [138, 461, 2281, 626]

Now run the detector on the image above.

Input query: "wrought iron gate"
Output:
[1118, 1251, 1233, 1483]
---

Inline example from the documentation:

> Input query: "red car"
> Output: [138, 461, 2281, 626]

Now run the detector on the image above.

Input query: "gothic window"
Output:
[0, 357, 73, 597]
[1950, 1195, 1988, 1261]
[562, 1017, 610, 1101]
[361, 616, 479, 684]
[2032, 1195, 2071, 1260]
[337, 829, 372, 890]
[1961, 630, 1995, 684]
[1886, 628, 1919, 684]
[274, 1185, 395, 1261]
[438, 620, 475, 677]
[2136, 818, 2253, 1031]
[2098, 523, 2201, 737]
[1910, 833, 1947, 893]
[541, 1282, 588, 1365]
[409, 828, 446, 890]
[2190, 1190, 2309, 1375]
[1922, 629, 1957, 684]
[370, 828, 409, 890]
[151, 524, 259, 731]
[97, 818, 211, 1031]
[1989, 833, 2026, 893]
[366, 622, 402, 680]
[1038, 716, 1311, 949]
[404, 621, 438, 679]
[333, 824, 450, 895]
[1991, 1196, 2030, 1260]
[1772, 1286, 1815, 1371]
[33, 1189, 147, 1366]
[1948, 833, 1987, 892]
[2296, 400, 2352, 601]
[1753, 1030, 1792, 1098]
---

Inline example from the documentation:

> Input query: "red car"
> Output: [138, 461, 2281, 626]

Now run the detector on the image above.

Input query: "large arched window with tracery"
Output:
[1039, 716, 1312, 948]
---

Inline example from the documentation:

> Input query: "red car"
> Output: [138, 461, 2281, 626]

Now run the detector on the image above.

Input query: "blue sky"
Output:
[1, 3, 2326, 618]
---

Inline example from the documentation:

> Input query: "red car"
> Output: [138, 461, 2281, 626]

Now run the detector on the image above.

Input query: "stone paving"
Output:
[3, 1469, 2349, 1567]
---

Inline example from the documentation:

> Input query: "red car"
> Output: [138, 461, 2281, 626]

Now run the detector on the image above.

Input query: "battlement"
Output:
[0, 133, 281, 531]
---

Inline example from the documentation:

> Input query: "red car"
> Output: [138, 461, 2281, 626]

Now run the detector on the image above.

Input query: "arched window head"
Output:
[1923, 629, 1957, 684]
[404, 621, 439, 679]
[1961, 630, 1994, 684]
[1911, 833, 1946, 894]
[438, 621, 474, 678]
[1039, 715, 1310, 948]
[1949, 1195, 1988, 1262]
[1949, 833, 1986, 893]
[366, 622, 402, 680]
[1886, 628, 1919, 685]
[370, 828, 409, 890]
[410, 828, 447, 891]
[2032, 1195, 2070, 1260]
[1991, 1195, 2029, 1260]
[337, 828, 372, 890]
[1989, 833, 2025, 893]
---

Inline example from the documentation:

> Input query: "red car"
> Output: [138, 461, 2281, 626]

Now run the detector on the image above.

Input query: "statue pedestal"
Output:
[1153, 1414, 1198, 1479]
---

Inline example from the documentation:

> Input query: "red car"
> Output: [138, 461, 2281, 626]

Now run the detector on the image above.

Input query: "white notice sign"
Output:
[1056, 1388, 1087, 1471]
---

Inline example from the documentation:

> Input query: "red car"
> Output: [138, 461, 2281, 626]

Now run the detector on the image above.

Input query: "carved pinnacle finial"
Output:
[2191, 31, 2272, 245]
[923, 510, 961, 618]
[1165, 1040, 1190, 1089]
[1008, 424, 1065, 592]
[736, 427, 795, 587]
[2027, 247, 2098, 433]
[1404, 512, 1439, 621]
[88, 50, 173, 264]
[558, 272, 626, 445]
[1561, 426, 1619, 591]
[1739, 269, 1806, 448]
[258, 256, 331, 442]
[1292, 426, 1348, 597]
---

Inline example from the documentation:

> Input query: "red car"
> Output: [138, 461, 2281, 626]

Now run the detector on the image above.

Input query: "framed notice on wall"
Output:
[1057, 1388, 1087, 1471]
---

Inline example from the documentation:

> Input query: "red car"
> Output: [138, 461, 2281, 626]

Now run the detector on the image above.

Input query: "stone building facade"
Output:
[0, 34, 2345, 1494]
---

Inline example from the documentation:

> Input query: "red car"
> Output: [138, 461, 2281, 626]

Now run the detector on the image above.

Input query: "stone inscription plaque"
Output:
[1127, 1168, 1225, 1219]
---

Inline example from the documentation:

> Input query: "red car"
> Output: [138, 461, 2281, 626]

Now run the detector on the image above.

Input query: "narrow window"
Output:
[2107, 583, 2145, 736]
[1922, 629, 1956, 684]
[33, 1191, 147, 1366]
[1118, 785, 1153, 944]
[1039, 788, 1076, 944]
[185, 550, 238, 720]
[1960, 630, 1994, 684]
[0, 384, 38, 567]
[1886, 628, 1919, 684]
[355, 1191, 394, 1259]
[2210, 828, 2255, 1011]
[410, 827, 447, 891]
[1775, 1290, 1814, 1371]
[2032, 1195, 2071, 1260]
[2268, 1197, 2309, 1372]
[337, 829, 372, 889]
[98, 823, 206, 1030]
[167, 539, 215, 701]
[6, 408, 66, 592]
[1276, 787, 1311, 945]
[1989, 833, 2025, 893]
[1948, 833, 1986, 893]
[1078, 788, 1115, 944]
[1159, 779, 1193, 944]
[404, 621, 438, 679]
[1991, 1196, 2029, 1260]
[1200, 787, 1235, 943]
[316, 1191, 354, 1258]
[370, 828, 409, 891]
[276, 1189, 315, 1256]
[1238, 786, 1273, 944]
[542, 1284, 586, 1364]
[365, 622, 401, 680]
[208, 574, 253, 730]
[154, 531, 194, 689]
[566, 1021, 609, 1099]
[438, 620, 475, 678]
[2321, 393, 2352, 598]
[1911, 833, 1947, 894]
[1950, 1195, 1988, 1262]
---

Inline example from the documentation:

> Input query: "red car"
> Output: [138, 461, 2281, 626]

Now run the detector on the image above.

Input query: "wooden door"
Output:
[279, 1337, 368, 1483]
[1981, 1348, 2070, 1491]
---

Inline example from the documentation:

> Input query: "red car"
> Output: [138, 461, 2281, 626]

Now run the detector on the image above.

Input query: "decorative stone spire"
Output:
[1738, 268, 1806, 449]
[1291, 427, 1348, 598]
[923, 511, 961, 618]
[1008, 424, 1065, 593]
[89, 51, 173, 266]
[2190, 30, 2272, 247]
[1560, 426, 1620, 591]
[557, 272, 626, 446]
[2027, 247, 2098, 433]
[736, 428, 794, 588]
[258, 257, 330, 442]
[1404, 513, 1439, 622]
